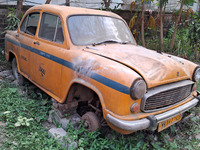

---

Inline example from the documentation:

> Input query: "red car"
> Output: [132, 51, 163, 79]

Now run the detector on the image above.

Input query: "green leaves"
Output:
[0, 82, 61, 149]
[8, 88, 18, 93]
[14, 116, 33, 127]
[158, 0, 169, 8]
[188, 12, 200, 53]
[184, 0, 197, 6]
[4, 7, 21, 32]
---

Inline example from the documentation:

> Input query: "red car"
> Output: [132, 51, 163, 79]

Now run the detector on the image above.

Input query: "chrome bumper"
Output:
[106, 98, 199, 131]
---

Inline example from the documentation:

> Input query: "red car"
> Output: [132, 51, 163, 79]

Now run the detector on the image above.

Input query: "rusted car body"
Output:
[5, 5, 200, 134]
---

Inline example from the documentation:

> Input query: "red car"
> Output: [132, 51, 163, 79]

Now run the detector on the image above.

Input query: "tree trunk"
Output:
[16, 0, 23, 19]
[170, 0, 185, 49]
[66, 0, 70, 6]
[141, 1, 145, 47]
[195, 40, 198, 59]
[160, 6, 164, 52]
[103, 0, 111, 10]
[45, 0, 51, 4]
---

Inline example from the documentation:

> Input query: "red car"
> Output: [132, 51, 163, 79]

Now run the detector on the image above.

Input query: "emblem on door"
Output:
[39, 63, 46, 79]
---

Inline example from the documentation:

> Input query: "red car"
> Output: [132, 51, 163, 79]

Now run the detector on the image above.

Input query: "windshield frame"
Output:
[66, 14, 136, 46]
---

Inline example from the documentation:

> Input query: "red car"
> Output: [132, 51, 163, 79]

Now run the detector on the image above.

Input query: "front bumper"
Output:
[106, 98, 200, 132]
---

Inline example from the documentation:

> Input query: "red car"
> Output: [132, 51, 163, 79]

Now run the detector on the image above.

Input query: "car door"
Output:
[17, 12, 40, 78]
[31, 12, 65, 97]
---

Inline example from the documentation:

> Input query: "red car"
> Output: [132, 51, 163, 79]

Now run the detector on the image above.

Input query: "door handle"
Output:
[33, 41, 40, 45]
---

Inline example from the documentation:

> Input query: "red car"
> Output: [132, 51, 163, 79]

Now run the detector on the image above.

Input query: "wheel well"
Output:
[65, 83, 95, 102]
[66, 83, 102, 116]
[8, 52, 15, 62]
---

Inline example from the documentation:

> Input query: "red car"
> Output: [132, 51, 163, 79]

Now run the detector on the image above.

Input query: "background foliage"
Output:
[1, 1, 200, 149]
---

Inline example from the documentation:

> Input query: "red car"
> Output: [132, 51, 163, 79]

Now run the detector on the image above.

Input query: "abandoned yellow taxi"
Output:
[5, 4, 200, 134]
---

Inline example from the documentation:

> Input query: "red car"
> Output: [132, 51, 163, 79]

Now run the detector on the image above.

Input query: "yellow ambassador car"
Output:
[5, 5, 200, 134]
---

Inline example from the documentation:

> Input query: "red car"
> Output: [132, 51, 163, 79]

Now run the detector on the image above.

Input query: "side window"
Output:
[20, 16, 28, 32]
[20, 12, 40, 36]
[39, 13, 64, 43]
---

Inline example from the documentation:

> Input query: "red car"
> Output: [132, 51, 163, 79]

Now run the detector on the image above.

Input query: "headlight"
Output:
[130, 78, 146, 100]
[193, 67, 200, 82]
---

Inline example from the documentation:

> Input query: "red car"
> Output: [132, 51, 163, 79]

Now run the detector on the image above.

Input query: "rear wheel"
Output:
[81, 112, 101, 132]
[12, 58, 25, 85]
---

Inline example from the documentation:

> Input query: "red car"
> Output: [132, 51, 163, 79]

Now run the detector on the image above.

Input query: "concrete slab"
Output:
[49, 110, 81, 129]
[42, 121, 56, 130]
[48, 128, 67, 139]
[48, 128, 77, 150]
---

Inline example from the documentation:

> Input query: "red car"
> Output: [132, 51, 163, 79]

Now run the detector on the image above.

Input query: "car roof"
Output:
[28, 4, 121, 19]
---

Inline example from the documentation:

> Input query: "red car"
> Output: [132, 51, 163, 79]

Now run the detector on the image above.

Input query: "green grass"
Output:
[0, 52, 200, 149]
[197, 81, 200, 92]
[0, 82, 65, 149]
[0, 79, 200, 150]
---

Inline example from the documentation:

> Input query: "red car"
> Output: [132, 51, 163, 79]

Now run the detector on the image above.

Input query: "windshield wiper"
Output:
[121, 41, 130, 44]
[92, 40, 131, 46]
[92, 40, 122, 46]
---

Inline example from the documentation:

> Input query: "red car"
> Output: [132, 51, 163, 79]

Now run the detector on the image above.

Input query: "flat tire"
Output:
[81, 112, 101, 132]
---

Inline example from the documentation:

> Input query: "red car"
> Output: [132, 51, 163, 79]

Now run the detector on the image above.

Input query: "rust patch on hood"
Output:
[84, 44, 193, 88]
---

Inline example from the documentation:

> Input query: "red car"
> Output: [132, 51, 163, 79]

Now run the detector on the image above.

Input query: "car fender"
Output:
[64, 78, 106, 109]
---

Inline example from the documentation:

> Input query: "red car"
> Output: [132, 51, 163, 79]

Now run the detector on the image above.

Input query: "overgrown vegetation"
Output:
[128, 0, 200, 61]
[4, 7, 21, 32]
[0, 51, 200, 149]
[0, 79, 200, 149]
[1, 2, 200, 149]
[145, 26, 195, 60]
[66, 110, 200, 150]
[0, 83, 64, 149]
[188, 12, 200, 59]
[139, 12, 200, 61]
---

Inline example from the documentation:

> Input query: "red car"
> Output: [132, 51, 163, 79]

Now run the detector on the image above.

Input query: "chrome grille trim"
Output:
[141, 80, 194, 112]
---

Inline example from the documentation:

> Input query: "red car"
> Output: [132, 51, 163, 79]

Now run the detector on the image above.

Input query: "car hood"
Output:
[84, 44, 193, 88]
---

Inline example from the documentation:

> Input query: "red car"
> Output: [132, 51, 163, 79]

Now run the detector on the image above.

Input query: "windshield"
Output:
[67, 15, 135, 46]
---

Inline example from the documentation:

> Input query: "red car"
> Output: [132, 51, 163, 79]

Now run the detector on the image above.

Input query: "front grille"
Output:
[141, 80, 194, 112]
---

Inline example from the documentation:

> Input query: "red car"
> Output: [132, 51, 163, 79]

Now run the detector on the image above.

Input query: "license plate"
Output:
[158, 113, 182, 132]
